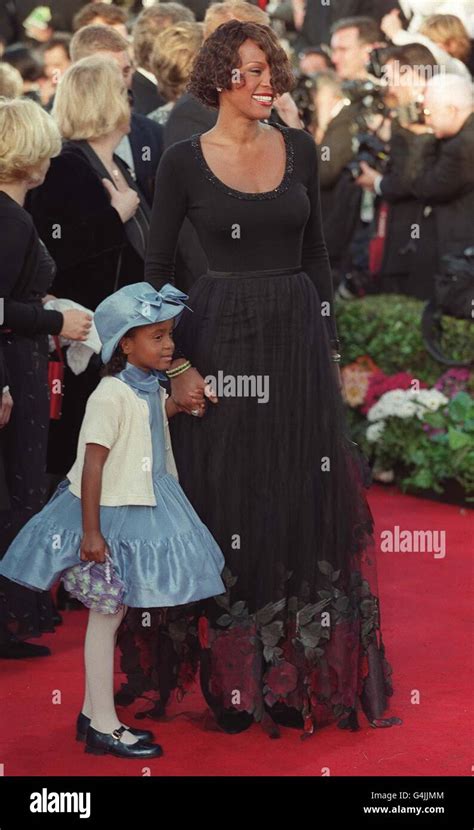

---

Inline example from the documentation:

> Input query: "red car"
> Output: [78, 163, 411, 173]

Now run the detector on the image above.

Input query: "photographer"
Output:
[396, 74, 474, 268]
[330, 15, 384, 80]
[356, 43, 441, 299]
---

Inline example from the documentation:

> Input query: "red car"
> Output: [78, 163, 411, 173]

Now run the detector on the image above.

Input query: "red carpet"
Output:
[1, 484, 472, 777]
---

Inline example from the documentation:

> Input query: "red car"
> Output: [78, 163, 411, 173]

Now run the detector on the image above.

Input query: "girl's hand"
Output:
[80, 530, 109, 563]
[170, 365, 218, 417]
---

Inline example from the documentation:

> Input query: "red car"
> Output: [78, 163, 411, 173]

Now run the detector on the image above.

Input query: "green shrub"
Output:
[335, 295, 474, 387]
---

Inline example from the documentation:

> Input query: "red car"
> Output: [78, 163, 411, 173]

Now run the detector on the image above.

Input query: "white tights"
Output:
[81, 605, 139, 745]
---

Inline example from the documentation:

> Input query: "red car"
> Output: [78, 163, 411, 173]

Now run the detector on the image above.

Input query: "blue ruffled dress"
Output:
[0, 362, 226, 608]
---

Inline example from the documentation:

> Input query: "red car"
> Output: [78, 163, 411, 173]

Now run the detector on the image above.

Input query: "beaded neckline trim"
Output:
[191, 122, 295, 200]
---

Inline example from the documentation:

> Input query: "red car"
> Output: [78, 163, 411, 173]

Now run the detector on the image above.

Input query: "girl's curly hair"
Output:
[101, 328, 135, 377]
[188, 20, 294, 109]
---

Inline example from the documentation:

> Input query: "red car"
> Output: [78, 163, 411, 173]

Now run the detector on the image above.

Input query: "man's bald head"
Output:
[424, 73, 473, 137]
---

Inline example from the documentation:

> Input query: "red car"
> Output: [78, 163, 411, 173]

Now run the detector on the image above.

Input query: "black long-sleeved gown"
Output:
[116, 123, 398, 736]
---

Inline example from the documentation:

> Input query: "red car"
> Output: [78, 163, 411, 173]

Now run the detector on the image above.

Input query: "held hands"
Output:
[170, 366, 218, 417]
[102, 177, 139, 223]
[60, 309, 93, 341]
[80, 530, 109, 563]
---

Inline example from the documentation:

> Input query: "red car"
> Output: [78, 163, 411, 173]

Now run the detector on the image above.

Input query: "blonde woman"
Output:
[148, 22, 204, 126]
[28, 56, 150, 477]
[0, 98, 92, 658]
[419, 14, 472, 64]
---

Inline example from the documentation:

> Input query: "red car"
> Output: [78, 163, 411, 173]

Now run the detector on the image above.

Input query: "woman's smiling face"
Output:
[220, 39, 275, 118]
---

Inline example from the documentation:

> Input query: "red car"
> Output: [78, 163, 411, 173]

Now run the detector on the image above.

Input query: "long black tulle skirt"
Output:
[117, 268, 397, 736]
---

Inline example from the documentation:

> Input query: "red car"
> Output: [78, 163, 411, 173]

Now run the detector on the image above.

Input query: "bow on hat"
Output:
[134, 285, 192, 321]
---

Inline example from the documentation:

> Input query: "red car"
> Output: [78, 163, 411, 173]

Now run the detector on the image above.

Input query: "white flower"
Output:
[366, 386, 449, 423]
[367, 421, 386, 442]
[367, 389, 410, 421]
[397, 401, 418, 418]
[413, 389, 449, 410]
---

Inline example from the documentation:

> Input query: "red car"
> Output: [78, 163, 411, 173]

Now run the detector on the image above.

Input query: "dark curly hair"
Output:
[188, 20, 294, 109]
[101, 328, 135, 377]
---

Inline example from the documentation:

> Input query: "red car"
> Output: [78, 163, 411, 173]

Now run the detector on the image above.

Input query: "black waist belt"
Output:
[205, 266, 303, 279]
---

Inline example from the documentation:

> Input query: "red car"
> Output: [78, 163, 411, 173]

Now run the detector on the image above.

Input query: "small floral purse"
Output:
[61, 553, 125, 615]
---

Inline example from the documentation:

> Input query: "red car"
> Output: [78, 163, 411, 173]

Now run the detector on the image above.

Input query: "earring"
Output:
[216, 87, 223, 92]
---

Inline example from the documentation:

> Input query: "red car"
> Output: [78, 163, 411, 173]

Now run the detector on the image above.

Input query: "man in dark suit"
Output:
[131, 3, 195, 115]
[402, 75, 474, 268]
[131, 67, 167, 117]
[164, 91, 216, 147]
[69, 24, 164, 206]
[354, 44, 449, 300]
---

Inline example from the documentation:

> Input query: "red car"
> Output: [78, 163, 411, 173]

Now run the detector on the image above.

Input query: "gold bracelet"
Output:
[166, 360, 192, 378]
[167, 364, 191, 379]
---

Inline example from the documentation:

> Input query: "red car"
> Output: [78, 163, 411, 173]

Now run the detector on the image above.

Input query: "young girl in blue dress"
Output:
[0, 282, 225, 759]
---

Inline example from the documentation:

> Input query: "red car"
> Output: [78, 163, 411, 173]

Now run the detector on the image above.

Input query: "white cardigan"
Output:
[67, 376, 178, 506]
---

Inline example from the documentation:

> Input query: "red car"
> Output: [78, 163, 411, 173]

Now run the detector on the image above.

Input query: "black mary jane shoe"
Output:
[85, 725, 163, 758]
[76, 712, 154, 743]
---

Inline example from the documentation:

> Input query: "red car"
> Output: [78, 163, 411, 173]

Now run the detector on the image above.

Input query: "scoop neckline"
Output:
[191, 122, 294, 200]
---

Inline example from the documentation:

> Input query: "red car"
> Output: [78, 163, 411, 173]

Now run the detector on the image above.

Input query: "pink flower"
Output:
[434, 368, 470, 399]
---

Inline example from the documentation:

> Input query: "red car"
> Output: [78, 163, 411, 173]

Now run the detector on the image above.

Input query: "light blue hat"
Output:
[95, 282, 191, 364]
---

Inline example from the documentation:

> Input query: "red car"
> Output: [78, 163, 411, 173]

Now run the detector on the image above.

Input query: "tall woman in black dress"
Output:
[118, 21, 399, 737]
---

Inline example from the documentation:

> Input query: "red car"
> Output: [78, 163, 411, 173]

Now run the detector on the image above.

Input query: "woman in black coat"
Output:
[0, 97, 92, 657]
[28, 55, 150, 475]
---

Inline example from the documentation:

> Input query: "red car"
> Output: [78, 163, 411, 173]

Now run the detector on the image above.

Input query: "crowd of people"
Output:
[0, 0, 472, 754]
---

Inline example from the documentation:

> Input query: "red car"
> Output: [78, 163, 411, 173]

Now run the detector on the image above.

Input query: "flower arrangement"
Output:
[341, 359, 474, 500]
[336, 296, 474, 501]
